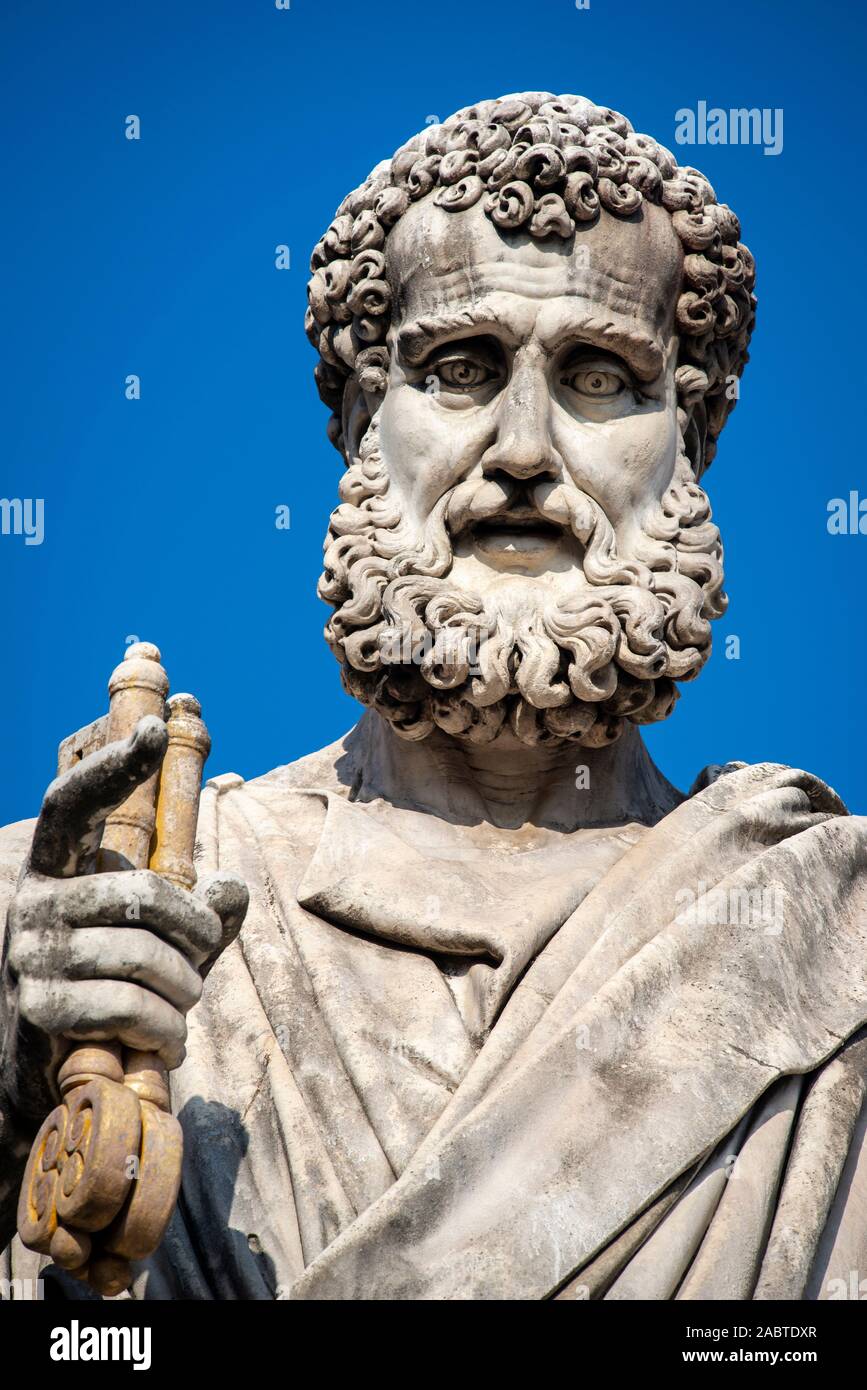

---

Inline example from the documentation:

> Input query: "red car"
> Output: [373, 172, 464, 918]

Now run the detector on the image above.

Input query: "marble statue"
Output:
[2, 92, 867, 1301]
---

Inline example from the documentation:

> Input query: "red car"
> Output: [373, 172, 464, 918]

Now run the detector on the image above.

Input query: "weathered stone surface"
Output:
[1, 93, 865, 1301]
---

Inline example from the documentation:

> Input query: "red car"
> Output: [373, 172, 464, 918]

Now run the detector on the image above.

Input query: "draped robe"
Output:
[3, 717, 867, 1300]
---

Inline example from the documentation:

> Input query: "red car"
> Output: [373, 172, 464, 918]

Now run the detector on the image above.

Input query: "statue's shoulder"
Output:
[0, 815, 36, 882]
[689, 758, 855, 812]
[196, 728, 365, 882]
[206, 723, 363, 808]
[0, 817, 36, 934]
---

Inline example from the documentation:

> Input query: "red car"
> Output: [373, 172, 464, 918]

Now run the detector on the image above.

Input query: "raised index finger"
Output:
[28, 716, 168, 878]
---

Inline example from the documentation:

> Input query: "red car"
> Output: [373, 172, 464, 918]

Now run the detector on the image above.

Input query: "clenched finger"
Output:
[195, 872, 249, 977]
[18, 977, 187, 1069]
[14, 869, 223, 966]
[9, 926, 202, 1013]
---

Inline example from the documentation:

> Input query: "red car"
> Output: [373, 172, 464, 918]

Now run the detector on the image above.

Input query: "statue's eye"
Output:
[561, 367, 625, 398]
[435, 358, 494, 389]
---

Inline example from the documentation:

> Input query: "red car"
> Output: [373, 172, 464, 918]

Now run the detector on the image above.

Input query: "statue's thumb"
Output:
[194, 872, 249, 976]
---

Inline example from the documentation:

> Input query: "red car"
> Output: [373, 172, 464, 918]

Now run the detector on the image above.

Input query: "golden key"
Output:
[16, 642, 210, 1296]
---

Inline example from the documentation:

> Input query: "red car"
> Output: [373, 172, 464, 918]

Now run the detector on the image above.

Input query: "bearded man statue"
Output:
[2, 92, 867, 1302]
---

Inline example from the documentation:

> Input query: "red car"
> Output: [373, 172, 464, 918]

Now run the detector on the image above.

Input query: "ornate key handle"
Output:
[17, 643, 210, 1296]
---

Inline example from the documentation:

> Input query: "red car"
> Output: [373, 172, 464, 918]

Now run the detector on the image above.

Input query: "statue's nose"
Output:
[481, 353, 560, 481]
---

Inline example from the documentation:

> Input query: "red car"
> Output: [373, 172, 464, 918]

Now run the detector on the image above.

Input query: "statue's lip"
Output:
[468, 509, 562, 539]
[469, 514, 563, 556]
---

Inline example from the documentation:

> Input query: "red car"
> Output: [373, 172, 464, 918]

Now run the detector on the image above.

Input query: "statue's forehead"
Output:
[387, 198, 683, 345]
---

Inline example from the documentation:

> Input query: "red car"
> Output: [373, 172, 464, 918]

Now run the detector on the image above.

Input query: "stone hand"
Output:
[1, 716, 248, 1130]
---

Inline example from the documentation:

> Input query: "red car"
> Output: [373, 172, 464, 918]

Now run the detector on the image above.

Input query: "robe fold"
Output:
[2, 723, 867, 1300]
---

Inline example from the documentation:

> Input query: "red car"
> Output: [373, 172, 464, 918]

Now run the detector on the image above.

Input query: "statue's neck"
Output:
[350, 711, 683, 833]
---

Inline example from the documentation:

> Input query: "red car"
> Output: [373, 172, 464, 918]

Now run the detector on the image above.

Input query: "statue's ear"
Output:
[342, 368, 387, 466]
[683, 398, 709, 479]
[341, 379, 369, 466]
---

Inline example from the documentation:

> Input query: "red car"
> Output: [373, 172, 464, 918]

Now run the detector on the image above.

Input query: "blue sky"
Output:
[2, 0, 866, 824]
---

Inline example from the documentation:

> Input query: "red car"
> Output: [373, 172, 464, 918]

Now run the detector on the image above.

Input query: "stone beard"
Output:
[319, 412, 726, 748]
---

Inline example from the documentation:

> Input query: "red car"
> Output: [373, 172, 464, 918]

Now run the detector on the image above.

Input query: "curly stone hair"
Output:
[306, 91, 756, 468]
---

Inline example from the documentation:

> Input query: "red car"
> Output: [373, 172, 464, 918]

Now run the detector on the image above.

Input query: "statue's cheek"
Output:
[381, 387, 496, 501]
[556, 410, 679, 524]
